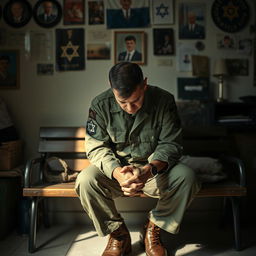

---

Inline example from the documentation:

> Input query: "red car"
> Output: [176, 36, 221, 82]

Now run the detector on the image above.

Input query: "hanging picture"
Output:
[226, 59, 249, 76]
[33, 0, 62, 28]
[3, 0, 32, 28]
[153, 28, 174, 55]
[114, 31, 145, 65]
[217, 34, 237, 49]
[88, 1, 104, 25]
[106, 0, 150, 29]
[87, 43, 110, 60]
[63, 0, 85, 25]
[179, 2, 206, 39]
[0, 50, 20, 89]
[152, 0, 174, 24]
[56, 28, 85, 71]
[177, 42, 197, 72]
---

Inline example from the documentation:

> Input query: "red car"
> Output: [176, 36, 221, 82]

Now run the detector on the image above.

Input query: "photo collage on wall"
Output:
[0, 0, 253, 90]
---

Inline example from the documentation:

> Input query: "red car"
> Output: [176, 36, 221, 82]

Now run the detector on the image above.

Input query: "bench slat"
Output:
[40, 127, 85, 139]
[23, 182, 246, 198]
[39, 140, 85, 153]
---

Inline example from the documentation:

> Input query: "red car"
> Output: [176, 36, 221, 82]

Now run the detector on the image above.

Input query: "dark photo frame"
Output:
[0, 50, 20, 89]
[153, 28, 174, 55]
[63, 0, 85, 25]
[3, 0, 32, 28]
[33, 0, 62, 28]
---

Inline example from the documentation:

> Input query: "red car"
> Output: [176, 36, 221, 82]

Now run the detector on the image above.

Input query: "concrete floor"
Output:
[0, 220, 256, 256]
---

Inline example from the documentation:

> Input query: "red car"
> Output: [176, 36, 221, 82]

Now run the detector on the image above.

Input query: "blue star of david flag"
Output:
[106, 0, 150, 28]
[56, 28, 85, 71]
[153, 0, 174, 24]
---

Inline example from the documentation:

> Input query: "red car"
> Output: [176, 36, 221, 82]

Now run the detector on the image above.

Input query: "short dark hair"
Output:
[125, 35, 136, 43]
[109, 62, 144, 98]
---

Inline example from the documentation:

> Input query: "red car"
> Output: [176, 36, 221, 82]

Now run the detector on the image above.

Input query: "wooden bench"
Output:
[23, 127, 247, 253]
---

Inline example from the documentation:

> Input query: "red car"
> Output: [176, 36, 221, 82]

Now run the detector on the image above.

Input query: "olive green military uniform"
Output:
[75, 85, 200, 236]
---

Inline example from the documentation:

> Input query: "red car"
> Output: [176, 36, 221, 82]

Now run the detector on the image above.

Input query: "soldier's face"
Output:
[113, 78, 147, 114]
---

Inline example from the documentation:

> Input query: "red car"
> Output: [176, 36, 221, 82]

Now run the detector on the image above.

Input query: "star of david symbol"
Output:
[156, 3, 169, 18]
[61, 41, 80, 62]
[222, 2, 239, 21]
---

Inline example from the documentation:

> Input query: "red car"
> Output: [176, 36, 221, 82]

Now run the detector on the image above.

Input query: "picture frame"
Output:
[33, 0, 62, 28]
[88, 0, 104, 25]
[152, 0, 174, 25]
[106, 0, 150, 29]
[179, 2, 206, 39]
[87, 43, 110, 60]
[153, 28, 174, 55]
[0, 50, 20, 89]
[56, 28, 85, 71]
[114, 31, 145, 65]
[226, 59, 249, 76]
[63, 0, 85, 25]
[3, 0, 32, 28]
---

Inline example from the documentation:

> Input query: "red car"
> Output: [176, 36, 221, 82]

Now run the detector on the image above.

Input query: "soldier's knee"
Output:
[75, 165, 101, 194]
[171, 163, 197, 186]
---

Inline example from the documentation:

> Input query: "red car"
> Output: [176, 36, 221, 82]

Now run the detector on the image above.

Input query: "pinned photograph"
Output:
[37, 64, 54, 75]
[238, 38, 252, 56]
[0, 50, 19, 89]
[87, 43, 110, 60]
[63, 0, 85, 25]
[217, 34, 237, 49]
[106, 0, 150, 29]
[179, 3, 205, 39]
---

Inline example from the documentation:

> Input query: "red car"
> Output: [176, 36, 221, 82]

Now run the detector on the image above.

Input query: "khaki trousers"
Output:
[75, 163, 200, 237]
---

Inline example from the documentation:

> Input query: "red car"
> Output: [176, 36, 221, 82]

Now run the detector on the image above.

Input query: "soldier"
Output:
[75, 62, 200, 256]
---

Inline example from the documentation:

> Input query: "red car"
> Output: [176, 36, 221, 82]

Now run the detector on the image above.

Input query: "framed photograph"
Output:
[37, 64, 54, 75]
[87, 43, 110, 60]
[33, 0, 62, 28]
[63, 0, 85, 25]
[56, 28, 85, 71]
[152, 0, 174, 25]
[226, 59, 249, 76]
[179, 2, 206, 39]
[177, 77, 209, 100]
[0, 50, 20, 89]
[88, 1, 104, 25]
[114, 31, 145, 65]
[106, 0, 150, 29]
[153, 28, 174, 55]
[3, 0, 32, 28]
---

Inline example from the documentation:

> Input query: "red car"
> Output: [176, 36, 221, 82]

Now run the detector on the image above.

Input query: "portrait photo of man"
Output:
[0, 51, 19, 89]
[115, 32, 145, 65]
[107, 0, 150, 29]
[3, 0, 32, 28]
[179, 3, 205, 39]
[34, 0, 61, 28]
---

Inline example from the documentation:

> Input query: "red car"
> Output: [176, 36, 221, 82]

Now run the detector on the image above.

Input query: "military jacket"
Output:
[85, 85, 183, 179]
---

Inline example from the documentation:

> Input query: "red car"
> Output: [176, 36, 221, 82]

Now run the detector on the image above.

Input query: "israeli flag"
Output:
[106, 0, 150, 28]
[153, 0, 174, 24]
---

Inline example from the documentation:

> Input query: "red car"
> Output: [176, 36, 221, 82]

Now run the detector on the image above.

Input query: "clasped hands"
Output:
[113, 165, 152, 196]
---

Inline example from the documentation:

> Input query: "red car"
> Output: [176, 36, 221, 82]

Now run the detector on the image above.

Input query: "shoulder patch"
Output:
[89, 108, 97, 120]
[86, 120, 97, 136]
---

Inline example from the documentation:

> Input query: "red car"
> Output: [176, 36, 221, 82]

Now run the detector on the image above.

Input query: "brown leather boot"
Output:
[141, 220, 168, 256]
[102, 222, 131, 256]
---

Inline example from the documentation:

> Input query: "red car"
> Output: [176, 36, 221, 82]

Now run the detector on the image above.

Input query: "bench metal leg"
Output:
[230, 197, 241, 251]
[42, 198, 50, 228]
[29, 197, 39, 253]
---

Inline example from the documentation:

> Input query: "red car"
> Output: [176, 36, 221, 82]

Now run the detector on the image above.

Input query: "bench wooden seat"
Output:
[23, 126, 247, 253]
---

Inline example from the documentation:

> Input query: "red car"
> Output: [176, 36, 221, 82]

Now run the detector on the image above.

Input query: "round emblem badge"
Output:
[211, 0, 249, 33]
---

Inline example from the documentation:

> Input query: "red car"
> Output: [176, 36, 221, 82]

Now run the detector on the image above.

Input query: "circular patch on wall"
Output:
[211, 0, 249, 33]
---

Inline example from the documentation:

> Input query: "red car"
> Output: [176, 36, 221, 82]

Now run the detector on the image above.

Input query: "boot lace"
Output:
[148, 225, 161, 245]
